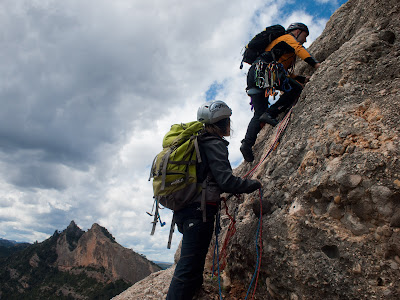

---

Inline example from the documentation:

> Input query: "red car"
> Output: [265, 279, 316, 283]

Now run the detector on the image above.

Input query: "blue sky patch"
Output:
[285, 0, 347, 19]
[205, 81, 224, 101]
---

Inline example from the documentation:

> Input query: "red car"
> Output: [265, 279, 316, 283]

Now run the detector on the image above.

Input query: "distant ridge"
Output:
[0, 238, 30, 258]
[152, 260, 173, 270]
[0, 221, 161, 299]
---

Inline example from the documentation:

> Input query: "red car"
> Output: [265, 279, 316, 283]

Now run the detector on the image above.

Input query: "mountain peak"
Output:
[67, 220, 78, 229]
[0, 222, 161, 299]
[89, 222, 116, 243]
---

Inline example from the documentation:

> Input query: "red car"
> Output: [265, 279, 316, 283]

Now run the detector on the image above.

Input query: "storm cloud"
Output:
[0, 0, 345, 262]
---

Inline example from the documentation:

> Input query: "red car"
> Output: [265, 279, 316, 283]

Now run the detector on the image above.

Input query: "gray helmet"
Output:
[197, 100, 232, 124]
[286, 23, 309, 35]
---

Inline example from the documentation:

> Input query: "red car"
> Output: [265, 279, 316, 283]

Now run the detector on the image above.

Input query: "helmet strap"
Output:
[295, 30, 302, 41]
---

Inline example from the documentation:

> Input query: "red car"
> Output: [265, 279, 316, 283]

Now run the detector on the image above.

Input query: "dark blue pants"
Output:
[243, 77, 303, 147]
[243, 92, 269, 147]
[166, 203, 218, 300]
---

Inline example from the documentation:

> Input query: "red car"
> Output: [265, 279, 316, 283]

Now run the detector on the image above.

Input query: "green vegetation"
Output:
[0, 267, 130, 300]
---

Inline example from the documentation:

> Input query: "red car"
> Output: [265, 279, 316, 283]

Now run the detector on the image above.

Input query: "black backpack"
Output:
[240, 24, 286, 69]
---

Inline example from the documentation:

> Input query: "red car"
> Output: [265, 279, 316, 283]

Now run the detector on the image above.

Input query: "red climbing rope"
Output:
[212, 108, 293, 297]
[212, 197, 238, 276]
[251, 188, 263, 300]
[244, 108, 292, 179]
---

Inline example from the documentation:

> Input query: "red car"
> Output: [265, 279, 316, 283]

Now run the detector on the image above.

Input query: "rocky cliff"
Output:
[113, 0, 400, 298]
[0, 221, 161, 299]
[56, 221, 161, 285]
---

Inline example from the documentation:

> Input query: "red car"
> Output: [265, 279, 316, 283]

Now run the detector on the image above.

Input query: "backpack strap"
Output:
[201, 179, 207, 222]
[148, 155, 158, 181]
[150, 197, 159, 236]
[160, 148, 173, 190]
[167, 213, 176, 249]
[193, 136, 202, 163]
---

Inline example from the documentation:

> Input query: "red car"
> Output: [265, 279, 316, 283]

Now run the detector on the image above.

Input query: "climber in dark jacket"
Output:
[240, 23, 321, 163]
[166, 100, 261, 300]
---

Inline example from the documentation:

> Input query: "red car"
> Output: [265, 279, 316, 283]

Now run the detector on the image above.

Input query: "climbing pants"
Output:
[166, 203, 218, 300]
[243, 77, 303, 147]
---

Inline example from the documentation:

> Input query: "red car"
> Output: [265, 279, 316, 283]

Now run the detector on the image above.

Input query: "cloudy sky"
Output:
[0, 0, 346, 263]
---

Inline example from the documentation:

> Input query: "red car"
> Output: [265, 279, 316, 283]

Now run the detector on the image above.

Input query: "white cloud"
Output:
[0, 0, 341, 262]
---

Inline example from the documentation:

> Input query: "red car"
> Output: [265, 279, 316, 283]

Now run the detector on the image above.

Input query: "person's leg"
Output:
[266, 78, 303, 118]
[241, 92, 269, 162]
[166, 204, 216, 300]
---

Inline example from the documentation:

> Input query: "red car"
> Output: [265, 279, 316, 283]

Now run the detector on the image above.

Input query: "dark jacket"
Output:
[196, 132, 260, 194]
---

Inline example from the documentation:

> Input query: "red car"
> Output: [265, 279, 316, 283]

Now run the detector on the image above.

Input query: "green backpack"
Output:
[149, 121, 205, 248]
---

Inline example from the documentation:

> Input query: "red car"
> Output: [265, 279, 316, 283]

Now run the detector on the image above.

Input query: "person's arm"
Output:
[284, 35, 319, 68]
[202, 139, 261, 194]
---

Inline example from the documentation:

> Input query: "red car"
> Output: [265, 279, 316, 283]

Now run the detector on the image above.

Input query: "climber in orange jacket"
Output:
[241, 23, 321, 162]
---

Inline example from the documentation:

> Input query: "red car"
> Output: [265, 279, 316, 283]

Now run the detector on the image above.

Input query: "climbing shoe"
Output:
[240, 142, 254, 162]
[259, 112, 278, 127]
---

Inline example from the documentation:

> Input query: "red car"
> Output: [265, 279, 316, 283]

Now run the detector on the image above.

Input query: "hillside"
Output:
[0, 238, 30, 259]
[113, 0, 400, 299]
[0, 221, 161, 299]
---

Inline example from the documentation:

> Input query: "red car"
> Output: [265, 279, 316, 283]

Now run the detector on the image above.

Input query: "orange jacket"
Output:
[265, 34, 318, 73]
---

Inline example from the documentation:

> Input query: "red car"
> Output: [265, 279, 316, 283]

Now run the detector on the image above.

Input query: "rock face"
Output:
[114, 0, 400, 298]
[56, 221, 161, 284]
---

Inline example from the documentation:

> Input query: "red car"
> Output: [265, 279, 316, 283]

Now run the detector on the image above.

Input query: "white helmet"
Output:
[197, 100, 232, 124]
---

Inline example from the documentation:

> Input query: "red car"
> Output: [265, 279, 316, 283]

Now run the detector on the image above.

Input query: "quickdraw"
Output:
[254, 61, 291, 99]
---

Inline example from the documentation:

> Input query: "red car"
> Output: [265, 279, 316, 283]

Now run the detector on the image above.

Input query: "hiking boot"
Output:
[240, 142, 254, 162]
[259, 112, 279, 127]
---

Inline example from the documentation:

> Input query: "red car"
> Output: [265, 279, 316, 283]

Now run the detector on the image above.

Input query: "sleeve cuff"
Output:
[305, 56, 319, 67]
